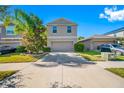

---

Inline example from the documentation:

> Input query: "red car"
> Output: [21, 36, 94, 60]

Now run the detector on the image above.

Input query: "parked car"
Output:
[0, 46, 16, 55]
[97, 44, 124, 54]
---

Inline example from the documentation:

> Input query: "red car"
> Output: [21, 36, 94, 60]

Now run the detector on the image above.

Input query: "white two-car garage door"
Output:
[51, 41, 73, 52]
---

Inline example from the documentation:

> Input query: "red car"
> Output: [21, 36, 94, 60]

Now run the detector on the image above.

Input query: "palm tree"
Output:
[0, 6, 10, 21]
[4, 9, 47, 53]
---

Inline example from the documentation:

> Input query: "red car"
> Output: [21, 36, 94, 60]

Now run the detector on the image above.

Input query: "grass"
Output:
[80, 53, 104, 61]
[0, 53, 46, 63]
[78, 50, 104, 61]
[78, 50, 124, 61]
[111, 56, 124, 61]
[106, 68, 124, 78]
[0, 70, 17, 81]
[81, 50, 101, 55]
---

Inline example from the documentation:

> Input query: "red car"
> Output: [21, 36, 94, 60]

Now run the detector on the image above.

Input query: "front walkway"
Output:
[97, 61, 124, 68]
[0, 52, 124, 88]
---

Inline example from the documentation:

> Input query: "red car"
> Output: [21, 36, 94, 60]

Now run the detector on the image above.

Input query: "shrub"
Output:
[74, 42, 84, 52]
[42, 47, 51, 52]
[16, 46, 27, 53]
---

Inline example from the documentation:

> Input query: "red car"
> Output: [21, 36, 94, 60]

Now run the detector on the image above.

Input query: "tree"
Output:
[15, 9, 47, 53]
[4, 9, 47, 53]
[0, 6, 11, 47]
[0, 6, 10, 21]
[78, 36, 84, 41]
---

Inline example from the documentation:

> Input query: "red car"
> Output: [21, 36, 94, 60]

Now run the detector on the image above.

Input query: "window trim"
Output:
[67, 26, 71, 33]
[0, 28, 2, 33]
[6, 25, 15, 36]
[52, 26, 57, 33]
[6, 29, 15, 35]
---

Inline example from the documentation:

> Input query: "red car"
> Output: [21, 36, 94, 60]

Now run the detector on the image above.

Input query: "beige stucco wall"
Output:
[116, 31, 124, 37]
[47, 25, 77, 37]
[81, 40, 92, 50]
[0, 25, 22, 48]
[47, 24, 77, 48]
[0, 38, 22, 48]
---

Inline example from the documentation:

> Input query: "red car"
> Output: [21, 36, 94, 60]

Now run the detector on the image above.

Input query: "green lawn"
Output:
[79, 50, 104, 61]
[82, 50, 101, 55]
[106, 68, 124, 78]
[80, 53, 104, 61]
[0, 70, 17, 81]
[0, 53, 46, 63]
[79, 50, 124, 61]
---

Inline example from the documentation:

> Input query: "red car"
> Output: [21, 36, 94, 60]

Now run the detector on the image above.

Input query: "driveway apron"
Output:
[0, 52, 124, 88]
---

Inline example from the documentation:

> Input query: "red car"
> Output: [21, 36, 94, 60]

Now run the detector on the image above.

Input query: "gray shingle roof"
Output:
[80, 34, 115, 42]
[104, 27, 124, 35]
[89, 34, 115, 39]
[47, 18, 77, 25]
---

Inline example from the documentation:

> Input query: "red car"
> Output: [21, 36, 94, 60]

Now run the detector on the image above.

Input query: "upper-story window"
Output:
[52, 26, 57, 33]
[0, 28, 2, 33]
[67, 26, 71, 33]
[6, 25, 15, 35]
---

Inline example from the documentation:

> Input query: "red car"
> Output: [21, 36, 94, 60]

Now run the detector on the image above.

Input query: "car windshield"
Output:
[101, 44, 110, 48]
[112, 44, 121, 48]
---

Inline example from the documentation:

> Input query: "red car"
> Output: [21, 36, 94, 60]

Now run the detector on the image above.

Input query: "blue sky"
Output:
[11, 5, 124, 37]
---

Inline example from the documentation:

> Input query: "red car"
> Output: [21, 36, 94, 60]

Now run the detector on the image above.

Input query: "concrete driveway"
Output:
[0, 52, 124, 88]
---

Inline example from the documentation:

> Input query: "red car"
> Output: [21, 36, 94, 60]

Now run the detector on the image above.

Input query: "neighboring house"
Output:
[79, 35, 116, 50]
[47, 18, 77, 52]
[104, 27, 124, 38]
[0, 23, 21, 48]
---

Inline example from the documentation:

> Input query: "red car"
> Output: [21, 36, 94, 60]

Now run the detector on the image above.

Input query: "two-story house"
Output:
[0, 23, 21, 48]
[47, 18, 77, 52]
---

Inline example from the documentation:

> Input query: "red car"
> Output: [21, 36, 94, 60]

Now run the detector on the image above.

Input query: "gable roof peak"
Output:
[47, 18, 77, 25]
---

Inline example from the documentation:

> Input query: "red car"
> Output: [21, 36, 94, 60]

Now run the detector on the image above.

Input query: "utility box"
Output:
[101, 52, 115, 61]
[101, 47, 115, 61]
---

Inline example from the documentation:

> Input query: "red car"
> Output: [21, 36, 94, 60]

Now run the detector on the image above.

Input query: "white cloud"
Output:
[99, 6, 124, 22]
